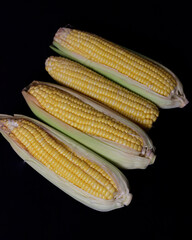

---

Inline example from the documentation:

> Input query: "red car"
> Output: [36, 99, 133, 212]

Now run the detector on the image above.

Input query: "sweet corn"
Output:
[51, 27, 188, 108]
[22, 81, 156, 169]
[0, 114, 132, 211]
[45, 56, 159, 129]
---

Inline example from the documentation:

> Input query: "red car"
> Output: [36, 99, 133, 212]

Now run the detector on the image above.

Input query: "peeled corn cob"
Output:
[22, 81, 156, 169]
[51, 27, 188, 108]
[0, 114, 132, 211]
[45, 56, 159, 129]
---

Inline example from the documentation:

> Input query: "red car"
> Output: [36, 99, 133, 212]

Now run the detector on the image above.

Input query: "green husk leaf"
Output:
[22, 81, 156, 169]
[0, 114, 132, 212]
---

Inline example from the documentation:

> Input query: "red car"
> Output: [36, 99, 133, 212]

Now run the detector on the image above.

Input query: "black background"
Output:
[0, 1, 191, 239]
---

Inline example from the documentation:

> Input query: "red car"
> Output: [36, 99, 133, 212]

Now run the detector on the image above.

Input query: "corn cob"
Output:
[0, 114, 132, 211]
[51, 27, 188, 108]
[45, 56, 159, 129]
[22, 81, 156, 169]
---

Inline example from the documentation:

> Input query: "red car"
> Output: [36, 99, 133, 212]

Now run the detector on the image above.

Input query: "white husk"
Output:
[0, 114, 132, 212]
[22, 81, 156, 169]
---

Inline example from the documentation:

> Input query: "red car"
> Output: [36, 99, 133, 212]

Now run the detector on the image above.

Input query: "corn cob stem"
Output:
[0, 114, 132, 211]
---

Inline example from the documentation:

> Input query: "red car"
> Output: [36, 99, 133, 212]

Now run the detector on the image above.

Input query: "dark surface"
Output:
[0, 1, 191, 239]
